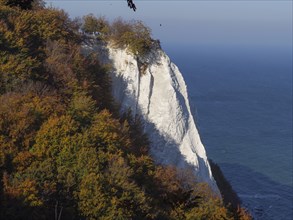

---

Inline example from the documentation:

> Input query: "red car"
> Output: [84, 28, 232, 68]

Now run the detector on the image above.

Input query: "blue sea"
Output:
[165, 44, 293, 220]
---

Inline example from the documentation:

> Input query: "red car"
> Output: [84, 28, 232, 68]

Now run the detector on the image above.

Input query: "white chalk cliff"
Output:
[93, 43, 218, 192]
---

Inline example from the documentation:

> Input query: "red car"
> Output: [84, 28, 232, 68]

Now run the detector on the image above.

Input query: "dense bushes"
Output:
[82, 14, 109, 37]
[108, 18, 153, 56]
[81, 15, 153, 56]
[0, 3, 251, 219]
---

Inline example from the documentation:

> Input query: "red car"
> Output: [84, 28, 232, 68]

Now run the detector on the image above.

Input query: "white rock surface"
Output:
[94, 44, 219, 192]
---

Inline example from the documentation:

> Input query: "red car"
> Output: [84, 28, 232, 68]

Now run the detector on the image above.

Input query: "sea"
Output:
[165, 44, 293, 220]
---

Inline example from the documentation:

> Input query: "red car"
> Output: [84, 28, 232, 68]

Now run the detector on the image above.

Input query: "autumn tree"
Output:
[0, 4, 252, 220]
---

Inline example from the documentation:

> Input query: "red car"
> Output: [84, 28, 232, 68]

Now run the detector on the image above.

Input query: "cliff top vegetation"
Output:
[81, 14, 154, 56]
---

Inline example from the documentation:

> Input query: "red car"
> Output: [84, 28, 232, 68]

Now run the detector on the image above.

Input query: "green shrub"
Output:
[109, 18, 153, 56]
[82, 14, 109, 37]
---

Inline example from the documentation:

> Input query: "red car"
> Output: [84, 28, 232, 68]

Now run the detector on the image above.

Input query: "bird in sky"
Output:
[127, 0, 136, 11]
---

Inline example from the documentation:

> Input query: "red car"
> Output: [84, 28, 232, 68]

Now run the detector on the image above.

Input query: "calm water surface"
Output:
[165, 44, 293, 220]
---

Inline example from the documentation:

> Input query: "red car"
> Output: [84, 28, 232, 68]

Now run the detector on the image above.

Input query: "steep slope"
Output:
[94, 43, 219, 192]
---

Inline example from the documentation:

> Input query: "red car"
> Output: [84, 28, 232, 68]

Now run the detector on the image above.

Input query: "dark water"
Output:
[165, 44, 293, 219]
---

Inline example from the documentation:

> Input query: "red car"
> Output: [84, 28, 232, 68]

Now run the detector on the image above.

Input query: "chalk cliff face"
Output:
[96, 44, 218, 191]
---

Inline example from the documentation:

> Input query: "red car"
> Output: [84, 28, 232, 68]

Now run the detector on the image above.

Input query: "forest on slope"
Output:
[0, 1, 251, 219]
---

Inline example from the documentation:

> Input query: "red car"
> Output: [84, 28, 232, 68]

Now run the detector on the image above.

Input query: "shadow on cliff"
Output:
[95, 43, 213, 187]
[217, 162, 293, 220]
[94, 43, 293, 220]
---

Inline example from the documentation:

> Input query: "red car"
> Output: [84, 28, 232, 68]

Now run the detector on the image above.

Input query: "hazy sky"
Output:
[46, 1, 292, 48]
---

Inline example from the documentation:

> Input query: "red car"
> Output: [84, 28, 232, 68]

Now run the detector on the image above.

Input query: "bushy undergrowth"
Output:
[82, 14, 153, 56]
[0, 2, 251, 219]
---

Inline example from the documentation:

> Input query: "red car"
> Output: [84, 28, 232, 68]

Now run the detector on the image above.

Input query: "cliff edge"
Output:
[92, 43, 219, 192]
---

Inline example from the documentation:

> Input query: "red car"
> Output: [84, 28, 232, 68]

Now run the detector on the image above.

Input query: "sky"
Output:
[46, 0, 292, 49]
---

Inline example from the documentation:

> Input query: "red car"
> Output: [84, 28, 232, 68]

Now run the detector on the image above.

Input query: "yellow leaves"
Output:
[43, 180, 56, 196]
[77, 154, 151, 219]
[20, 179, 43, 207]
[3, 173, 43, 207]
[0, 6, 80, 93]
[33, 8, 79, 42]
[128, 154, 155, 177]
[31, 94, 64, 117]
[0, 6, 252, 219]
[89, 110, 132, 152]
[13, 151, 34, 172]
[69, 91, 96, 125]
[3, 11, 43, 56]
[0, 54, 41, 80]
[0, 91, 64, 157]
[78, 172, 107, 218]
[236, 207, 253, 220]
[106, 155, 133, 186]
[184, 183, 234, 220]
[0, 8, 45, 91]
[33, 115, 79, 158]
[0, 7, 74, 44]
[0, 4, 17, 20]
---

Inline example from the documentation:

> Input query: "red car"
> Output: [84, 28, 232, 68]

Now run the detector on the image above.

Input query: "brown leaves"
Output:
[0, 5, 252, 219]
